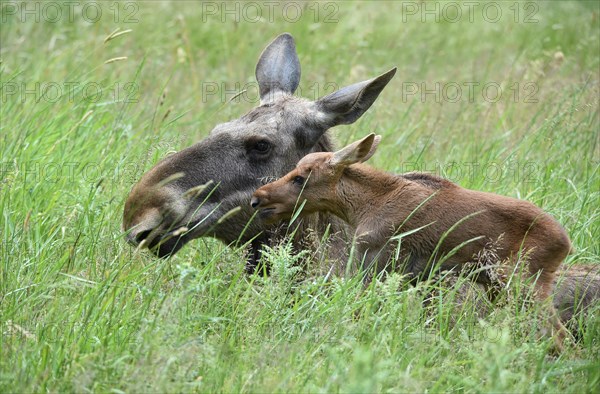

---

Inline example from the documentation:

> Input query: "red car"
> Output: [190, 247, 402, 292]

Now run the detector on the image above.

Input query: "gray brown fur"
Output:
[122, 33, 396, 269]
[553, 264, 600, 329]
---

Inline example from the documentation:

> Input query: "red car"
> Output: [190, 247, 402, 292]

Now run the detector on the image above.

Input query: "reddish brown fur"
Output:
[252, 134, 576, 349]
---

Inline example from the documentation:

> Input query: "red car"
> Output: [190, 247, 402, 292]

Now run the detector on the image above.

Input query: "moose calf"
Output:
[251, 134, 573, 348]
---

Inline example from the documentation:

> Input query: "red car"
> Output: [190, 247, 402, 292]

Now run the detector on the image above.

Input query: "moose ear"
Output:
[316, 68, 396, 127]
[255, 33, 301, 104]
[330, 134, 381, 167]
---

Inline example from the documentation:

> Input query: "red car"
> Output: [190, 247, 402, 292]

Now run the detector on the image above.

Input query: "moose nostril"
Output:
[250, 197, 260, 209]
[131, 229, 152, 245]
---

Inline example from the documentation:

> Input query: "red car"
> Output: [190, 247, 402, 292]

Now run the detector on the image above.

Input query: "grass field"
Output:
[1, 1, 599, 392]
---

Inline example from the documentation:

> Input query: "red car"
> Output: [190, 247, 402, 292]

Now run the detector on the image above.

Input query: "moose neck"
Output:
[332, 164, 409, 228]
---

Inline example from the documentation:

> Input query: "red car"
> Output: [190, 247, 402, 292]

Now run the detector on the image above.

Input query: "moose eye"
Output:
[254, 140, 271, 153]
[293, 175, 305, 186]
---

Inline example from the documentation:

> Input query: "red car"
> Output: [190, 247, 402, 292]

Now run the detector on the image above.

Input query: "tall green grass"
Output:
[1, 1, 599, 392]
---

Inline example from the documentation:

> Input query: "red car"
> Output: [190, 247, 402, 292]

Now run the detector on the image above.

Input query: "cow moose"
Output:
[123, 33, 599, 340]
[250, 133, 593, 348]
[122, 33, 396, 269]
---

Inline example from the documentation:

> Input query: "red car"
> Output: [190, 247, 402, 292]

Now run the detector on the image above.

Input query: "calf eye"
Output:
[293, 176, 305, 186]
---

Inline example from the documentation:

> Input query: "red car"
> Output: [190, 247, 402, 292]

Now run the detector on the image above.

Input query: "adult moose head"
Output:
[123, 33, 396, 266]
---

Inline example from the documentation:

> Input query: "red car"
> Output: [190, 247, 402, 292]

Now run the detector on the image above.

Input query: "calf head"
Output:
[123, 33, 395, 258]
[251, 133, 381, 222]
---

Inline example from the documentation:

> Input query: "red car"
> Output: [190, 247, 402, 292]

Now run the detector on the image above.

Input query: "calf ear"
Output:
[330, 134, 381, 166]
[361, 134, 382, 162]
[256, 33, 301, 104]
[316, 68, 396, 127]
